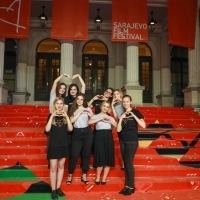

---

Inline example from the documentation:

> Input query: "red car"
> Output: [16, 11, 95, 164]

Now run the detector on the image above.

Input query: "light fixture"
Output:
[38, 6, 48, 27]
[94, 8, 103, 29]
[148, 11, 157, 32]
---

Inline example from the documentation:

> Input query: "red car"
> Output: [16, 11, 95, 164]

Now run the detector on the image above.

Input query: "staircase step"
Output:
[0, 176, 199, 194]
[0, 138, 48, 146]
[0, 154, 182, 166]
[1, 164, 199, 178]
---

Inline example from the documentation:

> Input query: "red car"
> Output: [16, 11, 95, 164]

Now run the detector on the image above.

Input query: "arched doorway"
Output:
[139, 43, 152, 103]
[35, 39, 61, 101]
[4, 39, 17, 92]
[171, 46, 188, 107]
[82, 40, 108, 100]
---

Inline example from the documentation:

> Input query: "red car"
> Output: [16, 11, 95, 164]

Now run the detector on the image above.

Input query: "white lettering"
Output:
[113, 22, 146, 41]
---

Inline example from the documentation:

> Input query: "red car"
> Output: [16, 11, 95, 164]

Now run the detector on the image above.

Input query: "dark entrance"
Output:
[82, 54, 108, 100]
[35, 53, 60, 101]
[139, 56, 152, 103]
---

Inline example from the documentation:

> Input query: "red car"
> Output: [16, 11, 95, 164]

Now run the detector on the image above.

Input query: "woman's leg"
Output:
[123, 141, 138, 188]
[50, 159, 58, 190]
[96, 166, 103, 181]
[102, 166, 110, 182]
[120, 141, 129, 187]
[56, 158, 66, 189]
[81, 129, 93, 174]
[68, 137, 82, 174]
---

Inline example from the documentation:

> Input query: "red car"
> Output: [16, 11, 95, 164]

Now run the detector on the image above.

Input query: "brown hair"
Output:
[122, 94, 132, 101]
[56, 83, 67, 98]
[68, 93, 88, 117]
[105, 87, 114, 104]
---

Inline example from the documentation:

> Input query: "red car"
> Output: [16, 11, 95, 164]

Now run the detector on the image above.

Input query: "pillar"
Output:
[182, 8, 200, 108]
[12, 39, 30, 104]
[0, 39, 9, 104]
[156, 35, 175, 107]
[124, 42, 144, 105]
[60, 40, 73, 87]
[115, 42, 124, 89]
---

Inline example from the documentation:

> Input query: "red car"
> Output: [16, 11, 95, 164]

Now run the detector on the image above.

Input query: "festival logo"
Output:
[0, 0, 31, 38]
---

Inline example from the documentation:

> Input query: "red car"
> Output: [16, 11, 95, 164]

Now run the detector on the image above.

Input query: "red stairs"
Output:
[0, 105, 200, 199]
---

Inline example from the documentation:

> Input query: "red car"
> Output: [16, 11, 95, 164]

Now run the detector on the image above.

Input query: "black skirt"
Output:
[93, 129, 115, 168]
[47, 145, 69, 160]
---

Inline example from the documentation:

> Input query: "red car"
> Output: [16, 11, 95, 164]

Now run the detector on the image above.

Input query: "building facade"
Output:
[0, 0, 200, 107]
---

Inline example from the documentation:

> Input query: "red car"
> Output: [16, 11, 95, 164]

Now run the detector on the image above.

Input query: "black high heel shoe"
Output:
[95, 178, 100, 185]
[81, 175, 89, 185]
[66, 175, 72, 185]
[101, 180, 107, 185]
[51, 190, 58, 200]
[123, 187, 135, 195]
[119, 186, 128, 194]
[56, 188, 65, 196]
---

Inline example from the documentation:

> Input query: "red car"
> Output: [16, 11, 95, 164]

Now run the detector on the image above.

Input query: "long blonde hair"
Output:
[52, 97, 67, 125]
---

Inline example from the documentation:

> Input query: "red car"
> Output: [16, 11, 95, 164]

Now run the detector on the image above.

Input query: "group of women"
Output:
[45, 74, 146, 200]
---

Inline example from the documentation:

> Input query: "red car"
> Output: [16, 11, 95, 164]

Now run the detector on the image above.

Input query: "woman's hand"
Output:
[86, 110, 93, 117]
[120, 112, 128, 120]
[52, 110, 59, 117]
[61, 110, 68, 117]
[71, 74, 79, 79]
[111, 98, 115, 106]
[63, 73, 70, 78]
[103, 117, 111, 123]
[93, 95, 100, 101]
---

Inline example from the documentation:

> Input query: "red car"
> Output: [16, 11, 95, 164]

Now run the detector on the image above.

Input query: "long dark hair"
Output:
[68, 93, 88, 117]
[56, 83, 67, 98]
[68, 84, 80, 100]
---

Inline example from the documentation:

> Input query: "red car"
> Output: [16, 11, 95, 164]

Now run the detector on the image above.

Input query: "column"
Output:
[12, 39, 30, 104]
[0, 39, 4, 86]
[115, 42, 124, 89]
[115, 65, 124, 89]
[60, 40, 73, 87]
[156, 35, 175, 106]
[0, 39, 9, 104]
[182, 9, 200, 107]
[124, 42, 144, 105]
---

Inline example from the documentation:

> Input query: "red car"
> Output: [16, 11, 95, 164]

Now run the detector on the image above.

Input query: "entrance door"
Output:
[35, 53, 60, 101]
[82, 54, 108, 100]
[139, 56, 152, 103]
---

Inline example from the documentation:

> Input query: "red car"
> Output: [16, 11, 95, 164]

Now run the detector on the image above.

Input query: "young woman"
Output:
[64, 74, 86, 113]
[88, 101, 117, 185]
[117, 95, 146, 196]
[67, 93, 93, 185]
[88, 87, 114, 114]
[111, 89, 124, 170]
[49, 73, 70, 113]
[111, 89, 124, 119]
[45, 97, 73, 200]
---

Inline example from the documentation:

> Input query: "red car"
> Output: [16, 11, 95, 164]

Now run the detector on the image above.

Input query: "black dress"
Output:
[45, 114, 70, 159]
[93, 129, 115, 168]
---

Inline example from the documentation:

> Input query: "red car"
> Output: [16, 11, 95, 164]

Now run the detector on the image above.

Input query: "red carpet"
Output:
[0, 105, 200, 199]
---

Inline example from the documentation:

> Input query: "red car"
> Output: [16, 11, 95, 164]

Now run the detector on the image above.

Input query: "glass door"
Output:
[139, 56, 152, 103]
[35, 53, 60, 101]
[82, 54, 108, 100]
